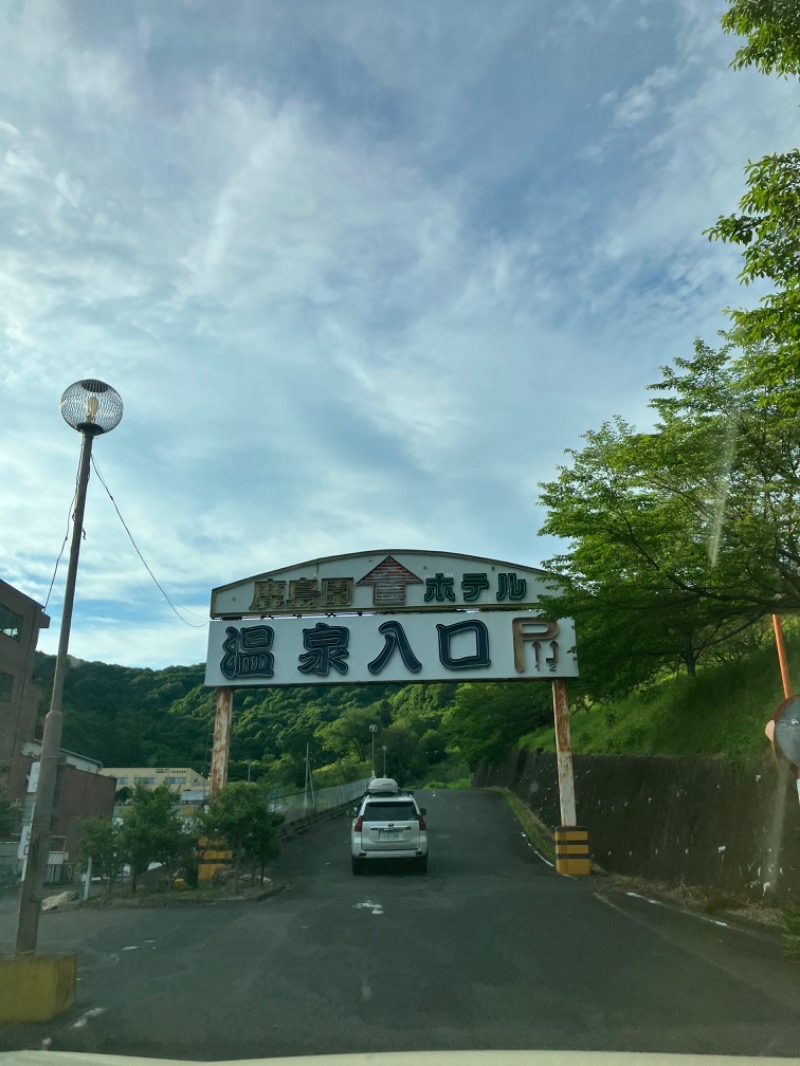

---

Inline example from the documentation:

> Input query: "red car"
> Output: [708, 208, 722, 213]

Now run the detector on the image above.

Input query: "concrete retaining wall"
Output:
[474, 750, 800, 903]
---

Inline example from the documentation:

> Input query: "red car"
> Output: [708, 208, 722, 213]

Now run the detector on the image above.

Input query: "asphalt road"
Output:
[3, 788, 800, 1060]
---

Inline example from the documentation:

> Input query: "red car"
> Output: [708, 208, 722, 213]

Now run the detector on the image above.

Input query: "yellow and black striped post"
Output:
[197, 838, 233, 883]
[554, 826, 591, 876]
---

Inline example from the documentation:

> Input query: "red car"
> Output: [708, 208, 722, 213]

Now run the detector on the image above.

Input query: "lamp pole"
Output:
[381, 745, 387, 776]
[369, 724, 378, 778]
[16, 380, 123, 955]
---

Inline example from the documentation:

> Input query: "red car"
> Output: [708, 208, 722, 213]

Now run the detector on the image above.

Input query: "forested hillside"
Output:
[33, 651, 553, 790]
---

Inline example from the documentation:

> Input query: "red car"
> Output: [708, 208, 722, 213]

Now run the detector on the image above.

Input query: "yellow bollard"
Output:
[554, 826, 591, 876]
[0, 954, 77, 1022]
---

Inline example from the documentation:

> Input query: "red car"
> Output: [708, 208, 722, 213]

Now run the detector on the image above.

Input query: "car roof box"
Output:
[367, 777, 400, 795]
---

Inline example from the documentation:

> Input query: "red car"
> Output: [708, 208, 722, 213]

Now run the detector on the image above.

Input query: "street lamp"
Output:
[369, 724, 378, 778]
[16, 380, 123, 955]
[381, 744, 387, 776]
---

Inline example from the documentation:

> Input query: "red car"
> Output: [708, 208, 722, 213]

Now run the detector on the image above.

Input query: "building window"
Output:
[0, 671, 12, 702]
[0, 604, 22, 641]
[116, 776, 128, 785]
[163, 776, 186, 785]
[134, 776, 157, 785]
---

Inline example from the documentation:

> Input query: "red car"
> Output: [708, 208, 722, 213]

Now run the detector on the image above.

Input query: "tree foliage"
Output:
[721, 0, 800, 76]
[444, 682, 552, 769]
[199, 782, 283, 891]
[78, 816, 125, 894]
[120, 785, 192, 890]
[706, 4, 800, 368]
[537, 339, 800, 698]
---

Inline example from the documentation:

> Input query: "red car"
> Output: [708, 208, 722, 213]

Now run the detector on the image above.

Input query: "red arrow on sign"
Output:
[357, 556, 423, 607]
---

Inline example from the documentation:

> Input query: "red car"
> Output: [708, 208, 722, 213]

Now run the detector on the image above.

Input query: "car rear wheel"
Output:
[351, 857, 363, 875]
[417, 855, 428, 874]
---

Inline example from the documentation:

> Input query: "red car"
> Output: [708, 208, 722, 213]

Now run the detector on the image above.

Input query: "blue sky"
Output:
[1, 0, 797, 669]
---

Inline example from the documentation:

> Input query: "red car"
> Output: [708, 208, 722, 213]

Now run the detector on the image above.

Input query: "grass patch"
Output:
[781, 906, 800, 958]
[520, 630, 794, 759]
[82, 881, 282, 907]
[420, 776, 472, 790]
[413, 759, 472, 790]
[488, 786, 555, 863]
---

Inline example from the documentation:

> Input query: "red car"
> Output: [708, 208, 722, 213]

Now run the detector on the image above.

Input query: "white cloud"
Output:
[612, 66, 680, 126]
[1, 0, 795, 669]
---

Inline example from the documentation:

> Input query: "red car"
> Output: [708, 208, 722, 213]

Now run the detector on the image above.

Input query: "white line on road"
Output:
[627, 891, 660, 905]
[354, 900, 384, 916]
[626, 890, 730, 929]
[70, 1008, 107, 1030]
[521, 833, 555, 867]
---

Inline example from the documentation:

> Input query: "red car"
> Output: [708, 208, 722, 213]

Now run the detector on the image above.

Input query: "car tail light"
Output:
[354, 816, 363, 831]
[417, 814, 426, 830]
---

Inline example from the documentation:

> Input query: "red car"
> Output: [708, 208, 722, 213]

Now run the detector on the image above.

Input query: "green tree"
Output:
[706, 4, 800, 371]
[721, 0, 800, 77]
[78, 817, 125, 895]
[444, 682, 552, 769]
[199, 782, 283, 893]
[314, 704, 379, 764]
[0, 800, 18, 840]
[379, 722, 429, 785]
[120, 785, 191, 891]
[536, 341, 786, 697]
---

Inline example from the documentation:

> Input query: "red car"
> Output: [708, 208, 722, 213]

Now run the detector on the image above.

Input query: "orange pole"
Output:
[772, 614, 792, 699]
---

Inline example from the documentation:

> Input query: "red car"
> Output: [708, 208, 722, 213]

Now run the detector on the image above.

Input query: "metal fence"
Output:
[0, 858, 79, 889]
[0, 858, 17, 890]
[268, 778, 370, 823]
[45, 862, 77, 886]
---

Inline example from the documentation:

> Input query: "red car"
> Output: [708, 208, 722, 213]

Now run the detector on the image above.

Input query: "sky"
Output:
[1, 0, 797, 670]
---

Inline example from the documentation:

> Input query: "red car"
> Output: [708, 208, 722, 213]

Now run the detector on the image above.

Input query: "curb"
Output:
[593, 876, 784, 944]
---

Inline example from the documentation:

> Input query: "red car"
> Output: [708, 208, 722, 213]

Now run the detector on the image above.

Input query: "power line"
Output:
[43, 453, 82, 610]
[90, 456, 208, 629]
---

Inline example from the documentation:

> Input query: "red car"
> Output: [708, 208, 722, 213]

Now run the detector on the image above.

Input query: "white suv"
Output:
[350, 780, 428, 874]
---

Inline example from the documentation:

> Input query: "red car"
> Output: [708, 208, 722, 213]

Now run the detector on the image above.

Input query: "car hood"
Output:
[4, 1052, 800, 1066]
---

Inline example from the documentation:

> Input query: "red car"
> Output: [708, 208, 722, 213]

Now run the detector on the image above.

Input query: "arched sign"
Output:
[205, 550, 584, 872]
[206, 549, 577, 686]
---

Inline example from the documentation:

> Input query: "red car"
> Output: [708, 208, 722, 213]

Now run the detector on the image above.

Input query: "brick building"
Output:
[0, 580, 50, 804]
[16, 742, 116, 882]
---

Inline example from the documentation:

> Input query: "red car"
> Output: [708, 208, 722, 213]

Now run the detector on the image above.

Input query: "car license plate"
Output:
[381, 830, 401, 840]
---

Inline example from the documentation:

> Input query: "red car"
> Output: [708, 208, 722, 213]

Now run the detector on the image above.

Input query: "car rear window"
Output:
[363, 802, 417, 822]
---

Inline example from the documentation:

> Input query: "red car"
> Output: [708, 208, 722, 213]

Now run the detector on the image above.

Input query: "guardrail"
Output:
[272, 778, 370, 839]
[268, 778, 370, 823]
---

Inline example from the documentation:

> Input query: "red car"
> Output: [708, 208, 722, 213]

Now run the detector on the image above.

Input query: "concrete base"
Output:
[0, 953, 77, 1022]
[555, 825, 591, 876]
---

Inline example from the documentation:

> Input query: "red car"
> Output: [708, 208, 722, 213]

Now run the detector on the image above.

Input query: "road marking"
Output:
[70, 1008, 107, 1030]
[626, 891, 660, 906]
[521, 833, 555, 867]
[122, 945, 139, 951]
[624, 890, 730, 929]
[354, 900, 384, 916]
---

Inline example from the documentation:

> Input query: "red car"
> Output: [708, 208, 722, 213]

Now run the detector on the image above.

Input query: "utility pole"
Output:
[303, 743, 315, 812]
[369, 724, 378, 778]
[16, 380, 123, 955]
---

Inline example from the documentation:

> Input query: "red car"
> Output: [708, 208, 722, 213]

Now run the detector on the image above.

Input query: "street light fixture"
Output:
[369, 724, 378, 778]
[16, 380, 123, 955]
